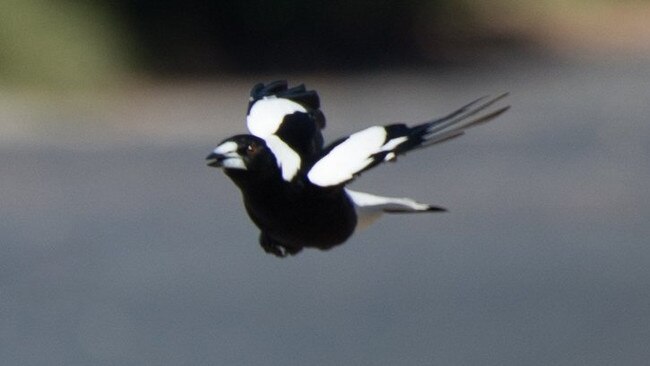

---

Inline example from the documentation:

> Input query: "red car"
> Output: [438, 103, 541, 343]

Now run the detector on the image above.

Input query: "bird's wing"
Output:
[345, 189, 445, 231]
[307, 93, 510, 187]
[246, 81, 327, 181]
[247, 81, 325, 149]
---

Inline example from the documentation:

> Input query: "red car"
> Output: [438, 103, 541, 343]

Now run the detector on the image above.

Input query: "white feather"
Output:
[307, 127, 409, 187]
[247, 97, 307, 137]
[345, 189, 433, 230]
[381, 136, 407, 151]
[265, 135, 302, 181]
[308, 126, 387, 186]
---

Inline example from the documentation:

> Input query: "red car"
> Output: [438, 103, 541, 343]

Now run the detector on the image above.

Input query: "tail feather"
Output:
[346, 189, 445, 231]
[404, 93, 510, 153]
[425, 93, 509, 136]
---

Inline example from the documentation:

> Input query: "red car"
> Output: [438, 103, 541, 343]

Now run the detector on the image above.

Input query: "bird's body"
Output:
[223, 163, 357, 256]
[208, 81, 509, 257]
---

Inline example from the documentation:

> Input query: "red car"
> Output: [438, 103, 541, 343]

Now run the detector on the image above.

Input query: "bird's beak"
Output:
[207, 141, 247, 170]
[206, 152, 225, 168]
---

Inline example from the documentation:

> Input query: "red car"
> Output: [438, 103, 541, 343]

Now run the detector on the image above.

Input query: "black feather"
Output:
[248, 80, 323, 119]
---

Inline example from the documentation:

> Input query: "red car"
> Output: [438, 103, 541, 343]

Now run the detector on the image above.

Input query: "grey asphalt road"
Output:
[1, 58, 650, 365]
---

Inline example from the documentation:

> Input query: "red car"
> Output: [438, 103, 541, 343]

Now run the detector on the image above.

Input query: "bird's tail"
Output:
[386, 93, 510, 158]
[345, 189, 445, 231]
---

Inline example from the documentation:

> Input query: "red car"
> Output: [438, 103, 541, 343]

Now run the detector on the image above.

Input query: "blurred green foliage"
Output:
[1, 0, 644, 87]
[0, 0, 491, 87]
[0, 0, 130, 88]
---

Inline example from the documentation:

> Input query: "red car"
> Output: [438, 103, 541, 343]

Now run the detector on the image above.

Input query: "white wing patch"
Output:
[247, 97, 307, 137]
[345, 189, 434, 230]
[307, 126, 407, 187]
[264, 135, 302, 181]
[380, 136, 407, 151]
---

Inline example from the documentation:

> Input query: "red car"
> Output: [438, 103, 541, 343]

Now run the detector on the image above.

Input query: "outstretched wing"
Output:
[246, 81, 326, 181]
[307, 93, 510, 187]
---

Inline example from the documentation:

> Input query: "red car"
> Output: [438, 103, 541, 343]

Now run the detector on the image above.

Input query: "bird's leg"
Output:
[259, 232, 286, 257]
[283, 245, 302, 256]
[259, 232, 302, 257]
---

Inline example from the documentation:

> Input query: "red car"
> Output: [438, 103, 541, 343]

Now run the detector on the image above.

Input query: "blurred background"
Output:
[2, 1, 650, 365]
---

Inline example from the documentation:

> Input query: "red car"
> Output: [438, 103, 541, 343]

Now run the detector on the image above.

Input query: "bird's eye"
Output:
[246, 143, 257, 155]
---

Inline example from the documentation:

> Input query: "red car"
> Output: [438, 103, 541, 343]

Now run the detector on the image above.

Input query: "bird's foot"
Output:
[259, 233, 302, 258]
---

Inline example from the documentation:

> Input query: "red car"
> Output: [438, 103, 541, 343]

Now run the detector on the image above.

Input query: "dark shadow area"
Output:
[112, 0, 526, 74]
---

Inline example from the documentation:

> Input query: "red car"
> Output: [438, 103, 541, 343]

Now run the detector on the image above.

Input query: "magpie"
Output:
[207, 81, 509, 257]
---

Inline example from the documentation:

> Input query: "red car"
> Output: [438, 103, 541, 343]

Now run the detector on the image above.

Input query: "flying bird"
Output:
[207, 81, 509, 257]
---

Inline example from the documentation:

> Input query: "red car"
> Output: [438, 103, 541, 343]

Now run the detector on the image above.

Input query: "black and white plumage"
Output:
[207, 81, 509, 257]
[246, 81, 326, 181]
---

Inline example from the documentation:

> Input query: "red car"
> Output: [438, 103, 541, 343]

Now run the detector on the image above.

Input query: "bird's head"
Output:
[207, 135, 280, 182]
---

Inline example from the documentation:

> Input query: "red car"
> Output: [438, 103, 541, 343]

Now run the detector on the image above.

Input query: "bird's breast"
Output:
[243, 187, 357, 249]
